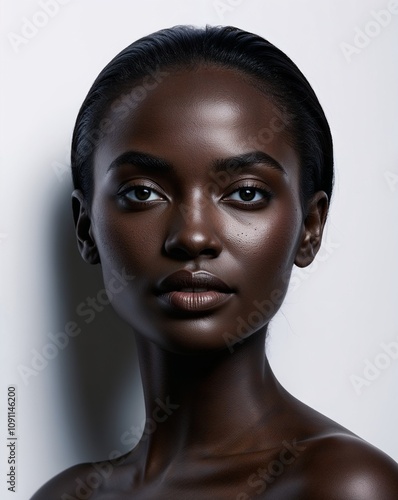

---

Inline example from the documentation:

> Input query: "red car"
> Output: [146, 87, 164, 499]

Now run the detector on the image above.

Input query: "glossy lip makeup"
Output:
[156, 270, 235, 313]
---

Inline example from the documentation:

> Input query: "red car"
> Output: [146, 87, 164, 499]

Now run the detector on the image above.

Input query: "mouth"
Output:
[156, 270, 235, 313]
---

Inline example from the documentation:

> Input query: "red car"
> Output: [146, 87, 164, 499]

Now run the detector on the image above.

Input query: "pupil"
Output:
[240, 188, 255, 201]
[136, 187, 150, 200]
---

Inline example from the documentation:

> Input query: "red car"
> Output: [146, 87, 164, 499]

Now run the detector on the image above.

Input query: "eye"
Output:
[226, 186, 271, 203]
[121, 185, 164, 203]
[229, 187, 262, 202]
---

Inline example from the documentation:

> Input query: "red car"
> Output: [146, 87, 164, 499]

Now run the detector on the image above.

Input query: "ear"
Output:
[72, 190, 100, 265]
[294, 191, 329, 268]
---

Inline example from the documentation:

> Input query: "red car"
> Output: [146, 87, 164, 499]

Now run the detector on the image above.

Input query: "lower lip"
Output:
[158, 291, 233, 312]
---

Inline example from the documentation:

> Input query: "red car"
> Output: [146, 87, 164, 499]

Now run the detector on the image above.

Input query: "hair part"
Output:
[71, 25, 334, 213]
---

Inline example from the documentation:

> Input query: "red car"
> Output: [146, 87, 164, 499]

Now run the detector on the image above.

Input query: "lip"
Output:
[156, 270, 235, 313]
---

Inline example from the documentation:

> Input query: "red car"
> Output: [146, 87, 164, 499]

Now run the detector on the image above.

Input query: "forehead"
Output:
[93, 65, 298, 181]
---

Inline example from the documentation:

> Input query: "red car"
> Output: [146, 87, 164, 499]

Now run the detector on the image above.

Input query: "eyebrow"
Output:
[106, 150, 286, 175]
[106, 151, 172, 173]
[213, 151, 286, 175]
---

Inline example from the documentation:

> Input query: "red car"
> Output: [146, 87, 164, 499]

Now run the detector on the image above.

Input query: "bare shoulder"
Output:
[30, 462, 95, 499]
[30, 451, 136, 500]
[300, 432, 398, 499]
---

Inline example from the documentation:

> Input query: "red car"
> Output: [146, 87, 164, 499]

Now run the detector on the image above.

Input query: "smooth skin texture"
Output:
[32, 65, 398, 499]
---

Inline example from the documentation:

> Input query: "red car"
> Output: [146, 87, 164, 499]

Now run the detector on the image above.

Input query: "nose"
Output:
[164, 200, 223, 260]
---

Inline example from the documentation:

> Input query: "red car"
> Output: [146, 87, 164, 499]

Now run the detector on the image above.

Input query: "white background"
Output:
[1, 0, 397, 498]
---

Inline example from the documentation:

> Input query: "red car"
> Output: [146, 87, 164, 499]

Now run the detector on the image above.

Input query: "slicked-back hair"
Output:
[71, 25, 333, 211]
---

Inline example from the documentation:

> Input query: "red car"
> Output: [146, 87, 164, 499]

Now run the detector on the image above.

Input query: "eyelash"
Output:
[118, 181, 272, 208]
[223, 182, 272, 207]
[118, 182, 165, 206]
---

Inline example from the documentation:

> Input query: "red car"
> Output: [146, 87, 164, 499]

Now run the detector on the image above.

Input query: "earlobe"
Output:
[294, 191, 329, 268]
[72, 189, 100, 265]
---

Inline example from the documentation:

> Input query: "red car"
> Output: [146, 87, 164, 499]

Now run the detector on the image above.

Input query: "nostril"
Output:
[165, 246, 192, 261]
[164, 231, 222, 260]
[163, 243, 219, 261]
[199, 248, 218, 256]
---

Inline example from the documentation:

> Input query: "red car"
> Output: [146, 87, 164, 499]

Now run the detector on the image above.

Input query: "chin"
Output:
[132, 317, 248, 356]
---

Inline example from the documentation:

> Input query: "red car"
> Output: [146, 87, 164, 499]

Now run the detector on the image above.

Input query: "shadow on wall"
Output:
[49, 179, 144, 462]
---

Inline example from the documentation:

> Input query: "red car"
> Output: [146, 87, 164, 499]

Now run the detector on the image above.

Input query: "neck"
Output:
[134, 329, 284, 476]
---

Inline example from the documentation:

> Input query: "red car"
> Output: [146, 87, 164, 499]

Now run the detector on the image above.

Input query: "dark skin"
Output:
[32, 65, 398, 499]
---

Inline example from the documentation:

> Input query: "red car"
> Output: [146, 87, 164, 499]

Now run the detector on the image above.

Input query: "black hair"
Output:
[71, 25, 333, 211]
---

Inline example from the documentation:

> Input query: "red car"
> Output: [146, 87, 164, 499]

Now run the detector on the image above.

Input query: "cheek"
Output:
[218, 206, 302, 348]
[228, 204, 302, 285]
[91, 204, 163, 281]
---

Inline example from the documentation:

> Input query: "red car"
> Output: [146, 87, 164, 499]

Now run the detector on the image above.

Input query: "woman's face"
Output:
[77, 65, 323, 354]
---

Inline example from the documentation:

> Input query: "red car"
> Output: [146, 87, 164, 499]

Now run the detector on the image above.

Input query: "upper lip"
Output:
[156, 270, 234, 294]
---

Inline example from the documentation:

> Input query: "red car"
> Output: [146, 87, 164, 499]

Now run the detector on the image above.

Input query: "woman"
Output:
[32, 25, 398, 499]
